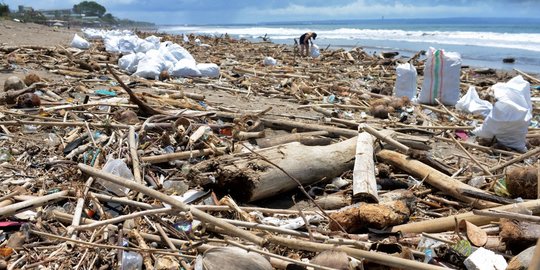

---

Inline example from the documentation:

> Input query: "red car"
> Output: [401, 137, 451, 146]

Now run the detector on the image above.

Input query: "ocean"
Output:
[159, 18, 540, 74]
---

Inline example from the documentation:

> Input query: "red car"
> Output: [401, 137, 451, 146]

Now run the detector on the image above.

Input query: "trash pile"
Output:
[0, 28, 538, 270]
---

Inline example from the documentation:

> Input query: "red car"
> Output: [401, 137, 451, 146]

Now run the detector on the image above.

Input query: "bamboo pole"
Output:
[377, 150, 498, 209]
[77, 164, 265, 246]
[140, 147, 227, 164]
[268, 235, 446, 270]
[392, 199, 540, 233]
[0, 190, 69, 218]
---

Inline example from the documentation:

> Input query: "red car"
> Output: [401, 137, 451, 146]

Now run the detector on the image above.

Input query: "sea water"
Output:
[160, 18, 540, 74]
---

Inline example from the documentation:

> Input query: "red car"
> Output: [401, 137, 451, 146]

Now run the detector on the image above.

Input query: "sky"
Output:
[2, 0, 540, 25]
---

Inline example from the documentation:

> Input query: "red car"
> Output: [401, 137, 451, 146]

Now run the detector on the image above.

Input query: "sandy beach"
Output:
[0, 19, 539, 269]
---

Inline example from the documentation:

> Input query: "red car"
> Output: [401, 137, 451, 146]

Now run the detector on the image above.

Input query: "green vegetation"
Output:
[3, 1, 154, 27]
[0, 3, 9, 17]
[73, 1, 106, 17]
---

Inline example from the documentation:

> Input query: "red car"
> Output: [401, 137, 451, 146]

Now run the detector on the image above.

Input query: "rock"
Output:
[113, 109, 139, 125]
[3, 76, 26, 92]
[15, 93, 41, 108]
[310, 250, 349, 270]
[23, 73, 41, 86]
[503, 57, 515, 63]
[196, 247, 272, 270]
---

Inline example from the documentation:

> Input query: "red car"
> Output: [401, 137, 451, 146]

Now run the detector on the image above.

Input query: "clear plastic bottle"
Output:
[121, 251, 142, 270]
[99, 159, 134, 196]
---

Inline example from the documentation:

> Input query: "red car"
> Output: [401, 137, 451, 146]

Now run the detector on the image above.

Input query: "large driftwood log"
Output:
[192, 137, 357, 202]
[376, 150, 498, 209]
[352, 131, 378, 202]
[255, 131, 332, 148]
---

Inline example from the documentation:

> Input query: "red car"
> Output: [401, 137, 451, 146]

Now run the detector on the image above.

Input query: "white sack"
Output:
[455, 86, 493, 117]
[263, 57, 277, 66]
[394, 63, 417, 99]
[71, 34, 90, 49]
[118, 52, 145, 74]
[133, 49, 166, 79]
[311, 44, 320, 58]
[167, 43, 195, 62]
[473, 75, 532, 152]
[418, 47, 462, 105]
[170, 59, 201, 77]
[196, 63, 220, 78]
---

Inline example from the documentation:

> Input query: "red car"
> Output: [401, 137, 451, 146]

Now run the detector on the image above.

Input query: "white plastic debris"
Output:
[464, 247, 507, 270]
[418, 47, 462, 105]
[118, 52, 145, 74]
[133, 49, 166, 79]
[170, 59, 201, 77]
[473, 75, 532, 152]
[70, 34, 90, 49]
[99, 158, 134, 196]
[456, 86, 493, 117]
[310, 44, 320, 58]
[263, 56, 277, 66]
[196, 63, 220, 78]
[166, 43, 195, 62]
[394, 62, 417, 99]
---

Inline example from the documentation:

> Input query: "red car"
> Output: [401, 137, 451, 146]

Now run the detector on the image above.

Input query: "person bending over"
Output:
[299, 32, 317, 56]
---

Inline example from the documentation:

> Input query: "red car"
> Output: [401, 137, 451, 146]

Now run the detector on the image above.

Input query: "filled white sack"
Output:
[418, 47, 462, 105]
[473, 75, 532, 152]
[394, 63, 417, 99]
[71, 34, 91, 49]
[455, 86, 493, 117]
[263, 57, 277, 66]
[196, 63, 220, 78]
[170, 59, 201, 77]
[311, 44, 320, 58]
[133, 49, 166, 79]
[118, 52, 145, 74]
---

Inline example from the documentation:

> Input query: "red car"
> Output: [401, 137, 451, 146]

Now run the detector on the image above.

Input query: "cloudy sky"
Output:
[3, 0, 539, 24]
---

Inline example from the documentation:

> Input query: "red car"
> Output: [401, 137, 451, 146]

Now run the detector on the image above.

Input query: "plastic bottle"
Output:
[121, 251, 142, 270]
[99, 159, 134, 196]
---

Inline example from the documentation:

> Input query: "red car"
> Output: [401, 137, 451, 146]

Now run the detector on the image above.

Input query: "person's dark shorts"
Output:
[299, 34, 307, 45]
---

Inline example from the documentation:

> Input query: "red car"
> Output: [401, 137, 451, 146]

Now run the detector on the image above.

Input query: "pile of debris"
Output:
[0, 28, 538, 270]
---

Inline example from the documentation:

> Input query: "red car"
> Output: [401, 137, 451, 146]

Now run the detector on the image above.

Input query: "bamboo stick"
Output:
[392, 199, 540, 233]
[0, 190, 69, 218]
[140, 147, 227, 164]
[377, 150, 498, 209]
[77, 164, 265, 246]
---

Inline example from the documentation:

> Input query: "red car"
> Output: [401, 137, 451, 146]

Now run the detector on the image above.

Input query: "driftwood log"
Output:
[352, 131, 378, 202]
[191, 137, 357, 202]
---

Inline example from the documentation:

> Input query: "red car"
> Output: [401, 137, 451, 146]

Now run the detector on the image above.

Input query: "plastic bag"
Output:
[310, 44, 320, 58]
[455, 86, 493, 117]
[169, 59, 201, 77]
[196, 63, 220, 78]
[473, 75, 532, 152]
[394, 63, 417, 99]
[263, 56, 277, 66]
[71, 34, 90, 49]
[133, 49, 166, 79]
[418, 47, 462, 105]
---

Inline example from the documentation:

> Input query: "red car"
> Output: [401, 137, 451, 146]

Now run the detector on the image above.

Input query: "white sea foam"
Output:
[160, 26, 540, 52]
